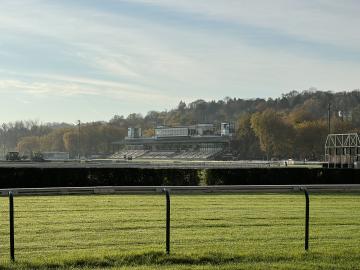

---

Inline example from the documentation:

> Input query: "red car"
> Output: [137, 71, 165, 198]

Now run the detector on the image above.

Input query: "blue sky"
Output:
[1, 0, 360, 123]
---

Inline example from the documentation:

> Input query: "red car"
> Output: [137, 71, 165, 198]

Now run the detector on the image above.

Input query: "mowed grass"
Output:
[0, 193, 359, 269]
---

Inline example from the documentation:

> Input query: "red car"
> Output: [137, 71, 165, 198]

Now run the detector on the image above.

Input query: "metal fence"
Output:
[2, 184, 360, 196]
[0, 160, 299, 169]
[1, 185, 360, 262]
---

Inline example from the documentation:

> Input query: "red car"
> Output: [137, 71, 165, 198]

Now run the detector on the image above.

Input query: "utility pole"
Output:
[328, 103, 331, 134]
[78, 120, 81, 160]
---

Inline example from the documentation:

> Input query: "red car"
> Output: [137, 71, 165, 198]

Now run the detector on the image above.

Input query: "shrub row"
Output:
[0, 167, 359, 189]
[0, 168, 200, 188]
[205, 168, 360, 185]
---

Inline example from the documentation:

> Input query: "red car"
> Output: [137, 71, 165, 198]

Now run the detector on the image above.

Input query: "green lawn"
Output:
[0, 193, 359, 269]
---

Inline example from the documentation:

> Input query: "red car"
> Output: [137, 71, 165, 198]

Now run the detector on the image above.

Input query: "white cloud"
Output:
[129, 0, 360, 50]
[0, 0, 360, 122]
[0, 1, 205, 92]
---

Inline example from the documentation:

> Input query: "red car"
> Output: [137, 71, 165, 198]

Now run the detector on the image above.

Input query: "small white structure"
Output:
[155, 127, 189, 137]
[128, 127, 142, 138]
[325, 133, 360, 168]
[221, 122, 235, 136]
[42, 152, 70, 161]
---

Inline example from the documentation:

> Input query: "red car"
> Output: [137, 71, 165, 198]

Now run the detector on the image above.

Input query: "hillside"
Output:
[1, 90, 360, 160]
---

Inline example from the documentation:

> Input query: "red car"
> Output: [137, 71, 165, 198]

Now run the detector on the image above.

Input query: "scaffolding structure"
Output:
[325, 133, 360, 168]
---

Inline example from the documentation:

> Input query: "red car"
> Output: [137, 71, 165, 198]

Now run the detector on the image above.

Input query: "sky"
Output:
[1, 0, 360, 123]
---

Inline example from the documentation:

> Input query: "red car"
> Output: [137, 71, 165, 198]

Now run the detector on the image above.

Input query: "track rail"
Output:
[1, 184, 360, 196]
[0, 160, 323, 169]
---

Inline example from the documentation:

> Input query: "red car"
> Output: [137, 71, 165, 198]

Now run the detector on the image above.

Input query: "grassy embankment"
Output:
[0, 193, 359, 269]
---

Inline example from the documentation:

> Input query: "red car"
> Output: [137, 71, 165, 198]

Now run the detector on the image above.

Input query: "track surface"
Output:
[0, 193, 359, 269]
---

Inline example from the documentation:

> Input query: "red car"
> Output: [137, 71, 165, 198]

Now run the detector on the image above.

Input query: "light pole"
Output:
[327, 103, 331, 134]
[77, 120, 81, 160]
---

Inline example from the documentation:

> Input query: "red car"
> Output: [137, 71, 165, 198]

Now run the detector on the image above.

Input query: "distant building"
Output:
[221, 122, 235, 136]
[42, 152, 70, 161]
[112, 123, 235, 160]
[128, 127, 142, 138]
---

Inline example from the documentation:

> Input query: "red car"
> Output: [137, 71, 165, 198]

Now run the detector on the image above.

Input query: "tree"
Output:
[251, 110, 294, 159]
[109, 115, 126, 127]
[97, 125, 127, 154]
[126, 113, 143, 127]
[332, 118, 354, 134]
[289, 98, 324, 124]
[63, 131, 78, 157]
[143, 128, 155, 137]
[177, 101, 186, 111]
[17, 136, 41, 154]
[351, 104, 360, 128]
[294, 120, 327, 160]
[40, 128, 69, 152]
[233, 114, 263, 159]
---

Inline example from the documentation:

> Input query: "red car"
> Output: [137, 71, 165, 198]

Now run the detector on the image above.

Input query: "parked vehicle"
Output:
[31, 152, 45, 162]
[5, 152, 21, 161]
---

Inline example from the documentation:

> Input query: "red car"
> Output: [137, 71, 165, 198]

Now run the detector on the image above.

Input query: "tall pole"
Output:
[78, 120, 81, 160]
[163, 189, 171, 255]
[304, 189, 310, 251]
[9, 191, 15, 261]
[328, 103, 331, 134]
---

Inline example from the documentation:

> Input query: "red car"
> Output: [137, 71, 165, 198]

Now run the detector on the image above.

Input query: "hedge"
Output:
[1, 167, 359, 189]
[0, 168, 200, 188]
[205, 168, 360, 185]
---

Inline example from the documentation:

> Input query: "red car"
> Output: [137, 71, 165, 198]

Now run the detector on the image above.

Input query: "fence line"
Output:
[5, 186, 315, 261]
[1, 184, 360, 196]
[1, 184, 359, 261]
[0, 160, 286, 169]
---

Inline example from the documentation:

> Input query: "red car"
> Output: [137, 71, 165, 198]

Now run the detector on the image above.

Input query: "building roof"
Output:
[112, 135, 230, 145]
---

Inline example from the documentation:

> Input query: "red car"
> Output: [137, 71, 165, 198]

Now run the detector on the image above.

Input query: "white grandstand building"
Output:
[111, 123, 234, 160]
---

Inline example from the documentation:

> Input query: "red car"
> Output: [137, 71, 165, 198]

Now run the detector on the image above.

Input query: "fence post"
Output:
[302, 188, 310, 251]
[163, 189, 170, 255]
[9, 191, 15, 261]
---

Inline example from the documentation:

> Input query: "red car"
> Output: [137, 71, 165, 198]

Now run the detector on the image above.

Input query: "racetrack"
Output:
[0, 192, 359, 269]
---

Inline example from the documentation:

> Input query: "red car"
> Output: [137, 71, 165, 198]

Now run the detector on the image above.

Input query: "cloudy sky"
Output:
[1, 0, 359, 123]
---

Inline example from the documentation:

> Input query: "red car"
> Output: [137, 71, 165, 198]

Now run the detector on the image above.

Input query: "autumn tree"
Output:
[289, 98, 325, 124]
[251, 109, 295, 159]
[17, 136, 41, 154]
[294, 120, 327, 160]
[352, 104, 360, 128]
[331, 118, 354, 134]
[97, 125, 127, 154]
[233, 114, 263, 159]
[63, 131, 78, 157]
[143, 128, 155, 137]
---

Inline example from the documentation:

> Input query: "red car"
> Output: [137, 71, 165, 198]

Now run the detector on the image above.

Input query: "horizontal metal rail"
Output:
[1, 184, 360, 196]
[0, 160, 323, 169]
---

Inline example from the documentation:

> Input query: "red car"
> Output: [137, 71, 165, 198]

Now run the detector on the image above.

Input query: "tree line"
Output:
[1, 89, 360, 160]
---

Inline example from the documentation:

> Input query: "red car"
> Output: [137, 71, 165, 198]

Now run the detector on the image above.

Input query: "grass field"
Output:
[0, 193, 359, 269]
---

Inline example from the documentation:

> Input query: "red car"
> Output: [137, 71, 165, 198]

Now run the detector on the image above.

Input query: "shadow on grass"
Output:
[1, 251, 359, 270]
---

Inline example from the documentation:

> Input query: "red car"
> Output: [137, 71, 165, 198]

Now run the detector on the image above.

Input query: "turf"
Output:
[0, 193, 359, 269]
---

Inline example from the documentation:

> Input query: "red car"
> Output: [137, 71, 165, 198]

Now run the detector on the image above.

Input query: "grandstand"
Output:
[111, 123, 234, 160]
[173, 149, 221, 159]
[141, 151, 176, 159]
[110, 150, 148, 159]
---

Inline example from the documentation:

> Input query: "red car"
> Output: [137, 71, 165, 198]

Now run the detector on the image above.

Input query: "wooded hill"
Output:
[1, 90, 360, 160]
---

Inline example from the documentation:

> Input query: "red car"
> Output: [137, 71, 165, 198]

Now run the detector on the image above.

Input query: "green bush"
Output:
[0, 168, 200, 188]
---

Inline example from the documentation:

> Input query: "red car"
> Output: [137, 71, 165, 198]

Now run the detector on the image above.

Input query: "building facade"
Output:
[112, 123, 234, 160]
